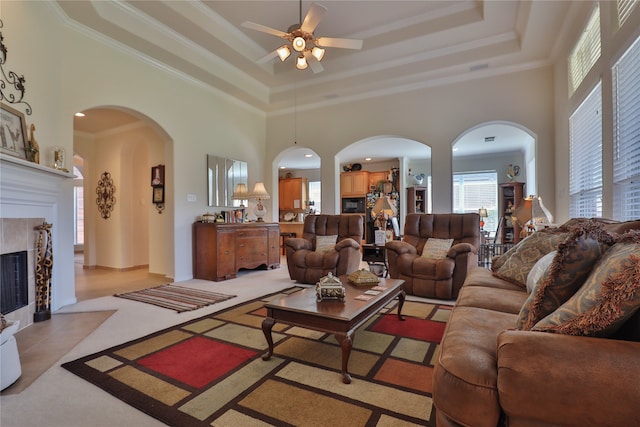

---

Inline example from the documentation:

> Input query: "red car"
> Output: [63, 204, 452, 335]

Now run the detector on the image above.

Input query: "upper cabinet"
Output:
[340, 171, 370, 197]
[368, 171, 388, 188]
[279, 177, 308, 211]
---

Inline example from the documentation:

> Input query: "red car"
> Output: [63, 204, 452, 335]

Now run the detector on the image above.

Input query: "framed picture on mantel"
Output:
[0, 103, 29, 160]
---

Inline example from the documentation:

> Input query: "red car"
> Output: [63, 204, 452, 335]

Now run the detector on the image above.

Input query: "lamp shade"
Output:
[372, 196, 397, 217]
[478, 208, 488, 218]
[513, 197, 533, 226]
[250, 182, 270, 200]
[232, 183, 249, 200]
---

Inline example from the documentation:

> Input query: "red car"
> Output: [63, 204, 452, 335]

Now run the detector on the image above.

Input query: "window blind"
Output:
[570, 81, 602, 218]
[569, 5, 601, 94]
[618, 0, 637, 27]
[453, 172, 498, 231]
[613, 36, 640, 220]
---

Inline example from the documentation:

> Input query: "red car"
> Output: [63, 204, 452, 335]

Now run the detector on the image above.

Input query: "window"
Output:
[569, 5, 601, 94]
[569, 81, 602, 218]
[308, 181, 321, 214]
[612, 36, 640, 220]
[73, 166, 84, 246]
[453, 172, 498, 233]
[617, 0, 637, 27]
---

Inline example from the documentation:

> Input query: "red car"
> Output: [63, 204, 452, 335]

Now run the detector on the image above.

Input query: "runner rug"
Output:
[114, 284, 236, 312]
[63, 287, 450, 426]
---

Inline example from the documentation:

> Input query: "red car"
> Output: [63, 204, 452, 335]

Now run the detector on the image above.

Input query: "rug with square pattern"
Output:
[62, 287, 450, 426]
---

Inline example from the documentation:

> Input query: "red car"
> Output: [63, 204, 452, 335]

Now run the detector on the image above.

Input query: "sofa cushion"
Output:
[533, 230, 640, 337]
[433, 306, 517, 427]
[314, 235, 337, 253]
[420, 238, 453, 259]
[456, 285, 528, 314]
[494, 230, 569, 288]
[464, 266, 524, 292]
[516, 222, 616, 330]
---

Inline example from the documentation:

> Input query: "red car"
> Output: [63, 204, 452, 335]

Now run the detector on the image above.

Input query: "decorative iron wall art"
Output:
[96, 171, 116, 219]
[0, 19, 32, 115]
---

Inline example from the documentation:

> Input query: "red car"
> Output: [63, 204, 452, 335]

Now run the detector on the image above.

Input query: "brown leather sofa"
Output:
[386, 213, 480, 299]
[433, 219, 640, 427]
[285, 214, 363, 284]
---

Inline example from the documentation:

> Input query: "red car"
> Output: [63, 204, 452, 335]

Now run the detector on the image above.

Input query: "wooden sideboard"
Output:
[193, 222, 280, 281]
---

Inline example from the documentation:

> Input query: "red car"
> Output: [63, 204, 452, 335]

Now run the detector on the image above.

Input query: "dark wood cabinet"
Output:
[498, 182, 525, 244]
[407, 186, 427, 213]
[194, 222, 280, 281]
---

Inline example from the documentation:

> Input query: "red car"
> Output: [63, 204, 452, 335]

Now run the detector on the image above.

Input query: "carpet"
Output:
[114, 284, 236, 312]
[63, 287, 451, 426]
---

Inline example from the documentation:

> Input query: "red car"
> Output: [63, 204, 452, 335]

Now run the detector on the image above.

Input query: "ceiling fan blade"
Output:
[304, 50, 324, 74]
[300, 3, 327, 34]
[241, 21, 288, 38]
[256, 50, 279, 64]
[315, 37, 363, 50]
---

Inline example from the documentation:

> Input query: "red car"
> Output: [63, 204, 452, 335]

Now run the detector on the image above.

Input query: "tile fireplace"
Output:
[0, 154, 75, 330]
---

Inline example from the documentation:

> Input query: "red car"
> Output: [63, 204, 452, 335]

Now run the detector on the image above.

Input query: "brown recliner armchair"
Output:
[285, 214, 363, 284]
[386, 213, 480, 299]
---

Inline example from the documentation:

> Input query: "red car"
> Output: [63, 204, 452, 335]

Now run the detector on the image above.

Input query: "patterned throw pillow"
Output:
[533, 230, 640, 337]
[494, 231, 570, 288]
[315, 235, 338, 253]
[515, 222, 616, 330]
[420, 238, 454, 259]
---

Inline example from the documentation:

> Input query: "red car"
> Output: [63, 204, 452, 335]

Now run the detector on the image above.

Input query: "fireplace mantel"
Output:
[1, 153, 76, 330]
[0, 153, 75, 179]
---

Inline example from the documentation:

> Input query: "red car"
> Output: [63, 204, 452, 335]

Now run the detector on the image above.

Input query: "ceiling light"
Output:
[304, 154, 312, 158]
[292, 36, 306, 52]
[75, 112, 85, 117]
[311, 46, 325, 61]
[280, 166, 286, 169]
[296, 55, 308, 70]
[365, 157, 372, 161]
[276, 45, 291, 61]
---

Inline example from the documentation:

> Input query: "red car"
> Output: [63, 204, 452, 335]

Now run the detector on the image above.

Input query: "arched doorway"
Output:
[451, 121, 536, 238]
[73, 106, 173, 297]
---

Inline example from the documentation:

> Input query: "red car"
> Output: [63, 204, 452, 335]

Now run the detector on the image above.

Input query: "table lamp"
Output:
[478, 207, 488, 231]
[250, 182, 270, 222]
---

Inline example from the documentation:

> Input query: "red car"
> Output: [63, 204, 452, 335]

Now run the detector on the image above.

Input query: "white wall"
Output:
[267, 66, 556, 215]
[3, 1, 266, 305]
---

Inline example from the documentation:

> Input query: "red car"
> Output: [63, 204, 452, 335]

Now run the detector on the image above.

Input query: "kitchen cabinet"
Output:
[278, 177, 308, 211]
[193, 222, 279, 281]
[407, 186, 428, 213]
[499, 182, 525, 244]
[341, 171, 370, 197]
[369, 171, 389, 189]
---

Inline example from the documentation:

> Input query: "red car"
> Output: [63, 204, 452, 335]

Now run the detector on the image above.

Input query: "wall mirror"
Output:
[207, 155, 248, 207]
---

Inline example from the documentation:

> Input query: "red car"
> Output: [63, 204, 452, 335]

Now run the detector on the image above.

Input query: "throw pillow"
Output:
[515, 222, 616, 330]
[421, 238, 454, 259]
[526, 251, 556, 294]
[494, 230, 570, 288]
[315, 235, 338, 253]
[491, 227, 565, 273]
[533, 230, 640, 337]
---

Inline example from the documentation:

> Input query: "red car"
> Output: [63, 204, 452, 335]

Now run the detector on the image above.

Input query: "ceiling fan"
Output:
[242, 1, 363, 73]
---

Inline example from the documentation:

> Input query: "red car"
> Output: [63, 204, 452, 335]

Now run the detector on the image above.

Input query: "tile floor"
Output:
[1, 256, 168, 395]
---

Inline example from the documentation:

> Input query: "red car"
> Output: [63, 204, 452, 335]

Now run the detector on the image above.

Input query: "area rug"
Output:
[114, 284, 236, 312]
[63, 287, 451, 426]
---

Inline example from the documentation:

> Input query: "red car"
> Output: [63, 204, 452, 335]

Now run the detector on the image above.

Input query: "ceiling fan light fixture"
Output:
[292, 36, 306, 52]
[311, 46, 325, 61]
[296, 54, 308, 70]
[276, 45, 291, 61]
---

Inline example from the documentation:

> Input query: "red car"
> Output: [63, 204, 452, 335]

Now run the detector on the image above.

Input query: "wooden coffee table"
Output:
[262, 277, 405, 384]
